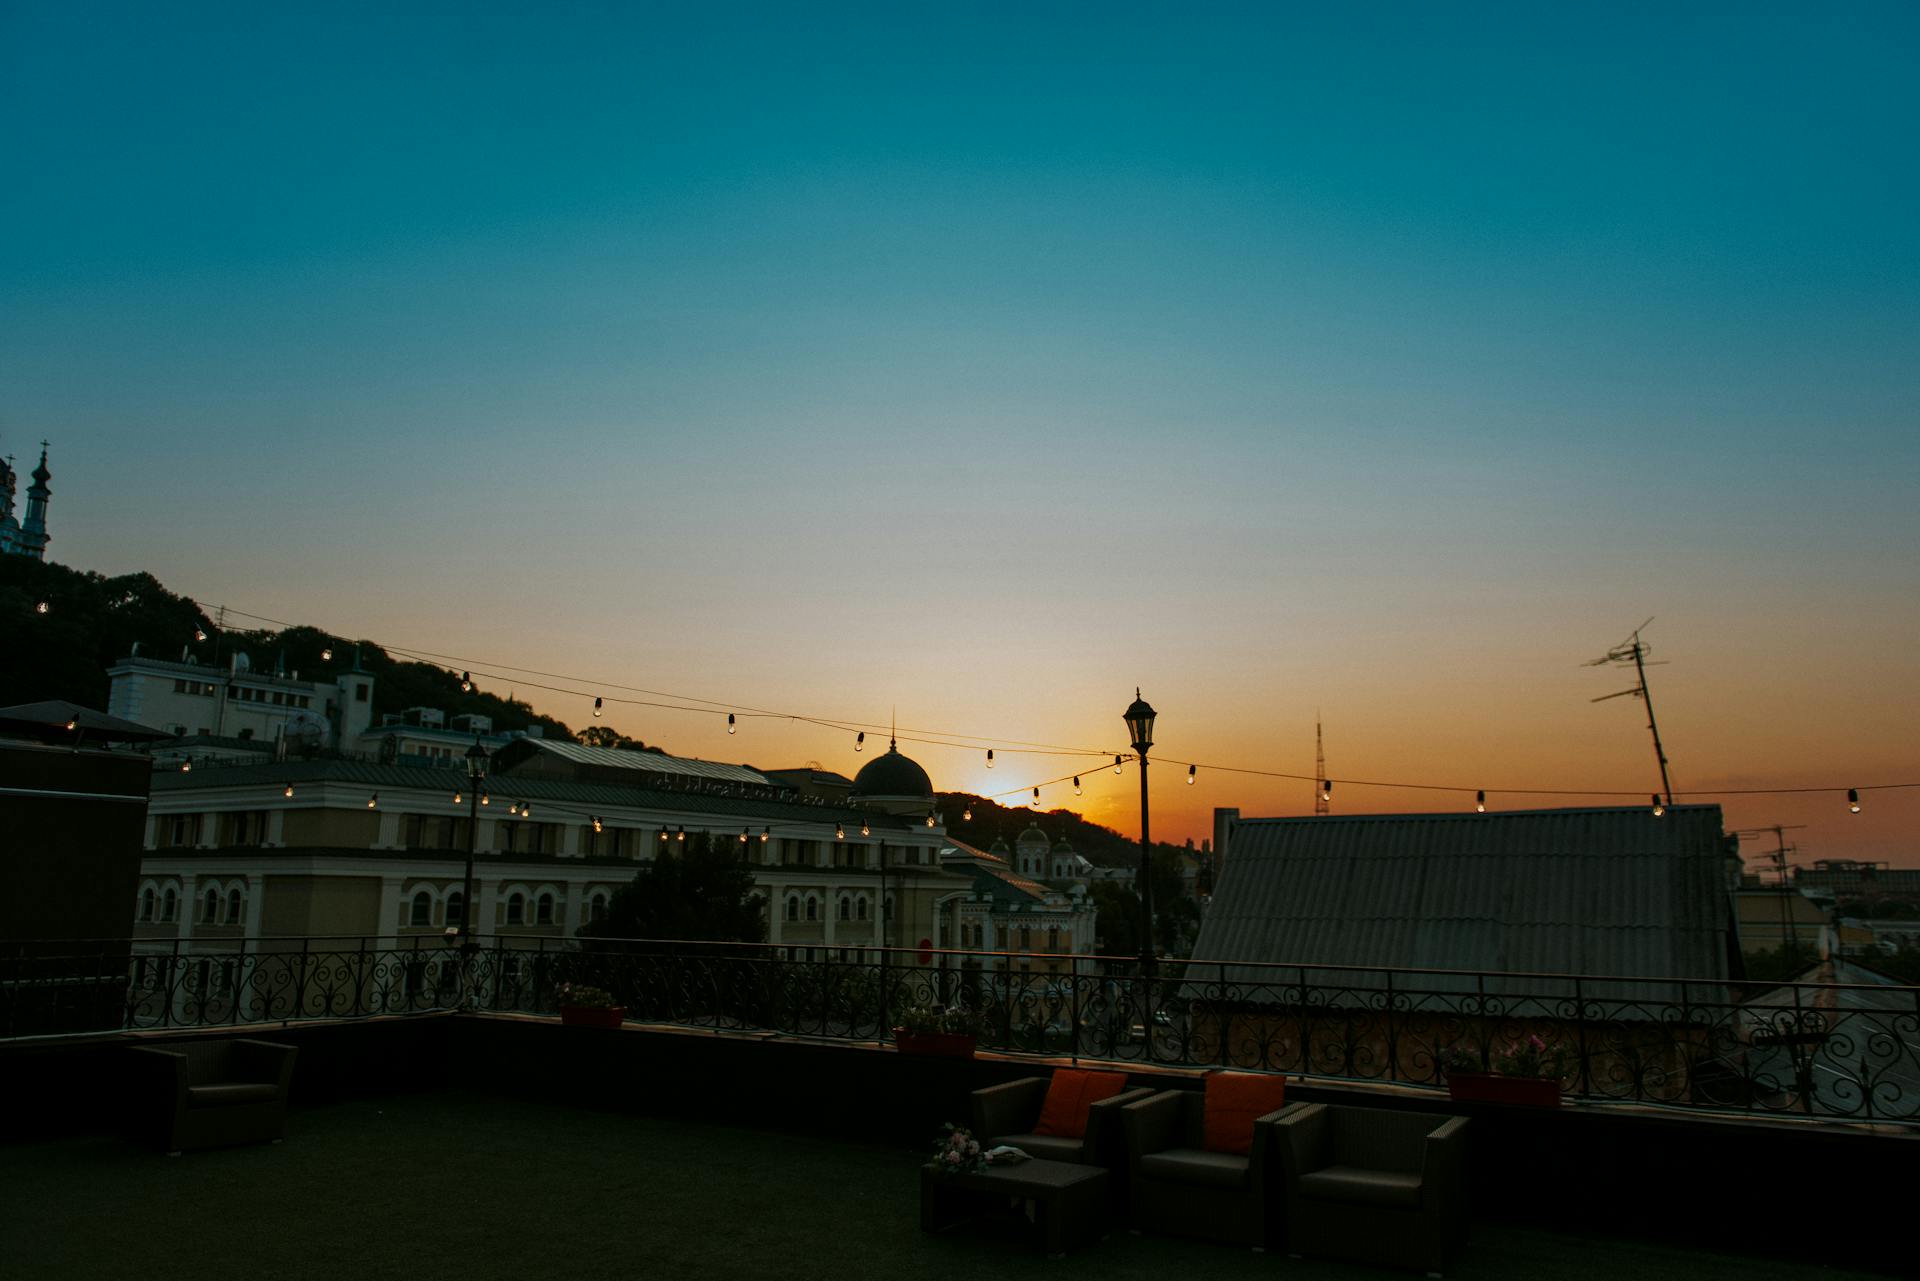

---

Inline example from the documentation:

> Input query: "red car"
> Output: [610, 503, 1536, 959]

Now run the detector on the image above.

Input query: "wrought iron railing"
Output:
[6, 937, 1917, 1126]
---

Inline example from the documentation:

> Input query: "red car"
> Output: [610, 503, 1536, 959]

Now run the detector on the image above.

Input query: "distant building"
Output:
[0, 442, 52, 560]
[1731, 885, 1830, 954]
[1793, 860, 1920, 905]
[941, 837, 1097, 980]
[107, 650, 376, 754]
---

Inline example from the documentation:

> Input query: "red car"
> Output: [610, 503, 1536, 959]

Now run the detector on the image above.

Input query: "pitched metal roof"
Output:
[1196, 805, 1734, 1002]
[498, 737, 770, 784]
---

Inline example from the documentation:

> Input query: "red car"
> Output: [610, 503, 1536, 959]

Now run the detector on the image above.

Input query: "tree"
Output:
[578, 726, 656, 752]
[582, 834, 766, 945]
[1088, 851, 1199, 958]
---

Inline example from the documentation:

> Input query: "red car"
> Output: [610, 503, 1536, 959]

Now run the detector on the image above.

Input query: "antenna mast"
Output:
[1314, 716, 1329, 816]
[1587, 619, 1675, 806]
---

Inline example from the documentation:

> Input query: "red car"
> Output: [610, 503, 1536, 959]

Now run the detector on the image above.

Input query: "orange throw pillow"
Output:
[1032, 1069, 1132, 1139]
[1202, 1071, 1288, 1155]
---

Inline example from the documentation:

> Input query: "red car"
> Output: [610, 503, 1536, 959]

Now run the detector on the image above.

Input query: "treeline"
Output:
[935, 790, 1198, 870]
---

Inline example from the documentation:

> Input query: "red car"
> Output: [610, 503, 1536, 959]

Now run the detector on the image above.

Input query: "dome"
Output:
[849, 743, 932, 801]
[1052, 835, 1075, 853]
[1016, 825, 1049, 848]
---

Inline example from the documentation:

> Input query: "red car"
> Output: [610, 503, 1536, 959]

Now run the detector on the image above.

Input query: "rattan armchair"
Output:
[131, 1038, 297, 1155]
[1121, 1089, 1297, 1248]
[1273, 1103, 1470, 1275]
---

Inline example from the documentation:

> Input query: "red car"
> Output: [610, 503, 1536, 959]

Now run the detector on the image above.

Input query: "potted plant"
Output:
[893, 1004, 979, 1058]
[1440, 1035, 1565, 1107]
[557, 983, 626, 1029]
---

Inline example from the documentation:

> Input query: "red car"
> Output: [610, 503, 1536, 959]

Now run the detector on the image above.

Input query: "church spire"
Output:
[18, 440, 51, 560]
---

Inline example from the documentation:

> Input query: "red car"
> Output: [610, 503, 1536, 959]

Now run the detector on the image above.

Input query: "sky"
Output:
[4, 2, 1916, 867]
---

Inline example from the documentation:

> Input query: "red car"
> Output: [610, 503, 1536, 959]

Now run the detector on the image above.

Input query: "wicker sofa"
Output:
[1273, 1103, 1470, 1275]
[1121, 1089, 1298, 1248]
[131, 1038, 297, 1155]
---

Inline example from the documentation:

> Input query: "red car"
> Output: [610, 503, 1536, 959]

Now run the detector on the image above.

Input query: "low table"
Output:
[920, 1158, 1110, 1257]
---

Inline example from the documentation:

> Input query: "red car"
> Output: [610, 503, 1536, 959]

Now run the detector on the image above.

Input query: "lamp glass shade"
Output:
[465, 740, 490, 781]
[1123, 693, 1156, 753]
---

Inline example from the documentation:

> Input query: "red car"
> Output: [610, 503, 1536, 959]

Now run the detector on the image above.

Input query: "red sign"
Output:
[918, 937, 933, 964]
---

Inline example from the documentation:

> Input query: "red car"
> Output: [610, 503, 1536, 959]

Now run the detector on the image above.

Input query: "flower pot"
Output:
[1445, 1071, 1561, 1107]
[893, 1029, 977, 1058]
[560, 1005, 626, 1029]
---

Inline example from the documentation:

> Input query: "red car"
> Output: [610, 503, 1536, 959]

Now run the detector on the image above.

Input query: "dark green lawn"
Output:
[0, 1094, 1886, 1281]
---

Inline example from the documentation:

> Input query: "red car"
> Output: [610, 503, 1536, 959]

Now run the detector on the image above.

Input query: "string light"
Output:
[1651, 795, 1665, 817]
[321, 646, 332, 660]
[1187, 764, 1197, 785]
[1031, 787, 1040, 807]
[761, 827, 770, 842]
[1073, 776, 1081, 796]
[194, 628, 207, 642]
[727, 713, 736, 734]
[660, 828, 669, 842]
[962, 807, 973, 821]
[285, 784, 295, 799]
[835, 823, 844, 840]
[34, 601, 48, 614]
[522, 801, 531, 818]
[593, 697, 603, 717]
[64, 717, 77, 731]
[180, 760, 191, 773]
[460, 671, 473, 692]
[480, 792, 490, 807]
[676, 826, 685, 841]
[925, 813, 935, 827]
[861, 819, 871, 837]
[1114, 755, 1123, 775]
[452, 790, 461, 805]
[1475, 790, 1485, 813]
[593, 816, 604, 833]
[855, 732, 865, 752]
[986, 749, 994, 768]
[509, 802, 520, 816]
[1320, 780, 1333, 802]
[368, 793, 378, 809]
[1848, 788, 1861, 814]
[739, 826, 749, 843]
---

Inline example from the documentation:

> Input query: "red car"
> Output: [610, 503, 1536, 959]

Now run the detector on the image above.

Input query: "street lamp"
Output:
[1123, 689, 1157, 976]
[456, 739, 490, 957]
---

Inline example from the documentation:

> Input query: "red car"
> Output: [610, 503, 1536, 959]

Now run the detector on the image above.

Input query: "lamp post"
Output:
[1123, 689, 1157, 979]
[457, 739, 489, 958]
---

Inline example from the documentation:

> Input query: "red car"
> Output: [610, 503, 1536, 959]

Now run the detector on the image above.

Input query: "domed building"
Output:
[1011, 825, 1094, 885]
[847, 737, 935, 819]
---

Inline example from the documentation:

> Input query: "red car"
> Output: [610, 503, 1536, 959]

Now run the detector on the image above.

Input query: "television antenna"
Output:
[1586, 618, 1674, 806]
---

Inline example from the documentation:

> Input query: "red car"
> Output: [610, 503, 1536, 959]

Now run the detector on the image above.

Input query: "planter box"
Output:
[1446, 1072, 1562, 1107]
[560, 1006, 627, 1029]
[892, 1029, 976, 1058]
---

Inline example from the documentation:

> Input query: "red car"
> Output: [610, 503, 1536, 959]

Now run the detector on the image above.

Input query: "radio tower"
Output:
[1314, 716, 1329, 815]
[1586, 619, 1675, 806]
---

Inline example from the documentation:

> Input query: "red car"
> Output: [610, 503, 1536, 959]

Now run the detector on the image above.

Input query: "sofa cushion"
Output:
[1202, 1071, 1288, 1155]
[1298, 1165, 1424, 1209]
[185, 1083, 280, 1109]
[997, 1132, 1085, 1163]
[1033, 1069, 1131, 1139]
[1141, 1147, 1249, 1189]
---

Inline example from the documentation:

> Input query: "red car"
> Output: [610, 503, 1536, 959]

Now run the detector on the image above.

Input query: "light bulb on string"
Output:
[962, 807, 972, 822]
[367, 793, 378, 809]
[285, 784, 296, 799]
[181, 759, 191, 772]
[760, 827, 770, 843]
[320, 646, 332, 660]
[925, 813, 935, 828]
[1114, 755, 1123, 775]
[676, 826, 685, 842]
[854, 732, 865, 752]
[522, 801, 531, 818]
[593, 697, 603, 718]
[34, 601, 49, 614]
[835, 823, 844, 840]
[861, 819, 871, 837]
[1651, 795, 1665, 817]
[727, 713, 736, 735]
[1848, 789, 1861, 814]
[64, 717, 77, 731]
[452, 790, 461, 805]
[660, 828, 669, 842]
[739, 827, 749, 843]
[1187, 764, 1196, 785]
[460, 671, 472, 693]
[986, 749, 994, 768]
[1475, 790, 1486, 813]
[1073, 777, 1081, 796]
[1320, 780, 1333, 802]
[480, 792, 489, 807]
[508, 802, 519, 816]
[593, 816, 604, 833]
[194, 628, 207, 642]
[1031, 787, 1040, 808]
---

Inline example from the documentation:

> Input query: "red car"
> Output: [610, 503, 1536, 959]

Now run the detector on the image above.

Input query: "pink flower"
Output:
[945, 1150, 962, 1164]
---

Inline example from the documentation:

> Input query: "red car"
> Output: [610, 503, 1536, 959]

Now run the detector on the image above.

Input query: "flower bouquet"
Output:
[557, 982, 626, 1028]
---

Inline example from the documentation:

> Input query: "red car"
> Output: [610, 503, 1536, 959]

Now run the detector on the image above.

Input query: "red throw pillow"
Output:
[1032, 1069, 1132, 1139]
[1202, 1071, 1288, 1155]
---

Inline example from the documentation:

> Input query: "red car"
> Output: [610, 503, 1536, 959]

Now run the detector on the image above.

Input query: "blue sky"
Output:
[3, 3, 1916, 854]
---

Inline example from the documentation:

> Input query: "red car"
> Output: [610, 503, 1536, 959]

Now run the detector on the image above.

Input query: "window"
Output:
[162, 888, 178, 922]
[838, 896, 851, 921]
[410, 891, 432, 927]
[139, 887, 155, 922]
[805, 897, 818, 922]
[162, 814, 202, 848]
[536, 893, 555, 925]
[446, 891, 464, 928]
[202, 888, 220, 924]
[785, 896, 799, 922]
[856, 897, 869, 921]
[354, 684, 369, 702]
[1048, 926, 1060, 953]
[588, 893, 608, 924]
[228, 888, 244, 924]
[506, 893, 525, 925]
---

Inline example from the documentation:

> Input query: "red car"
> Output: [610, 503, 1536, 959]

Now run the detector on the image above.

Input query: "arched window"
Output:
[805, 897, 818, 922]
[228, 888, 244, 924]
[506, 893, 525, 925]
[162, 888, 178, 922]
[856, 897, 869, 921]
[838, 896, 851, 921]
[203, 888, 220, 924]
[785, 895, 799, 922]
[1047, 926, 1060, 953]
[536, 893, 555, 925]
[588, 893, 608, 924]
[139, 887, 156, 922]
[410, 891, 432, 927]
[446, 891, 465, 928]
